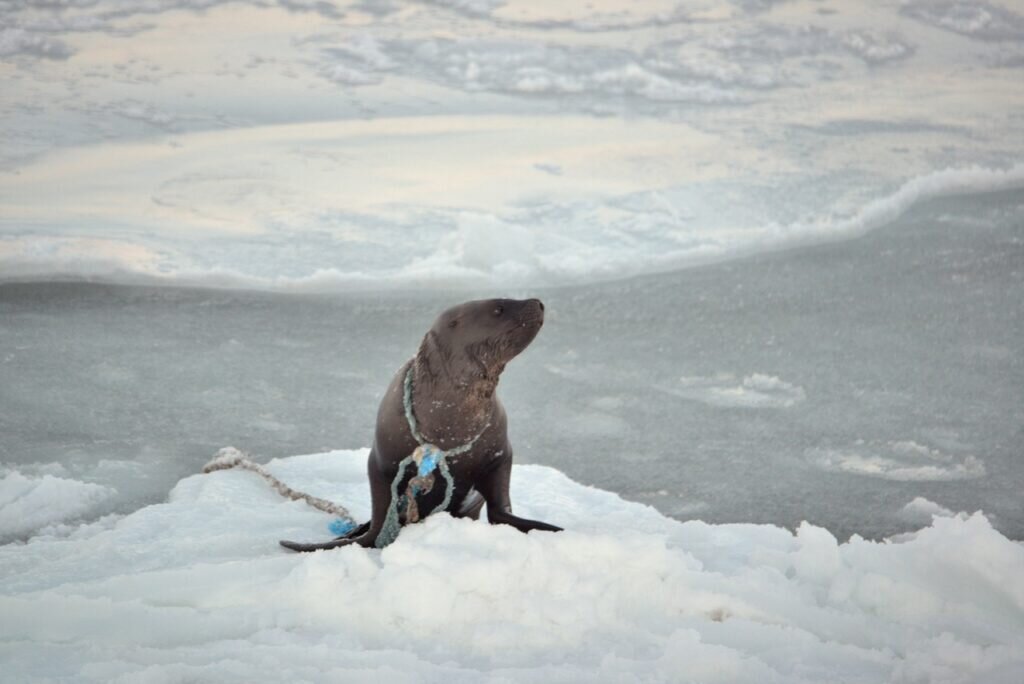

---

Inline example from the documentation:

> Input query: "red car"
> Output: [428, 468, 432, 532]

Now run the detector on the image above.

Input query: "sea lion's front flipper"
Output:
[477, 452, 562, 533]
[488, 508, 563, 533]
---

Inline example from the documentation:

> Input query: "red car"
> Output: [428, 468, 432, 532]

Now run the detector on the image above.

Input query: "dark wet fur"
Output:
[280, 298, 561, 552]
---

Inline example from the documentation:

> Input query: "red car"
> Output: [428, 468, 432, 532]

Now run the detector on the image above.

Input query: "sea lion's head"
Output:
[416, 298, 544, 391]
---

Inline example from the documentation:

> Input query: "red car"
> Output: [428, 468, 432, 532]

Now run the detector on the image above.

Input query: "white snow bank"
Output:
[1, 449, 1022, 682]
[0, 469, 115, 542]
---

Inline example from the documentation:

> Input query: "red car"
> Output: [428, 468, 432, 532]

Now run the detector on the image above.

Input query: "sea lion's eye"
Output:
[448, 319, 458, 328]
[493, 305, 504, 316]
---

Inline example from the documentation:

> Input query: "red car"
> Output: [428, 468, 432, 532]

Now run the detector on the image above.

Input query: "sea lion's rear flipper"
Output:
[278, 517, 373, 552]
[281, 461, 397, 552]
[339, 520, 371, 539]
[279, 536, 358, 552]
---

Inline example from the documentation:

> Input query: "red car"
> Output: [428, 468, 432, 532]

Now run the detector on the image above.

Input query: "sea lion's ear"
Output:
[417, 330, 453, 381]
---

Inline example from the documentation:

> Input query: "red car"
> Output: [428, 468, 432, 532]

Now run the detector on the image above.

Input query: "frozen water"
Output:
[1, 449, 1022, 682]
[807, 441, 986, 482]
[2, 0, 1024, 289]
[902, 1, 1024, 41]
[661, 373, 806, 409]
[1, 188, 1022, 544]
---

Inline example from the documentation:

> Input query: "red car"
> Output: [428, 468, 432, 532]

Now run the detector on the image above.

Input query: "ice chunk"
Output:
[0, 470, 115, 542]
[661, 372, 806, 408]
[900, 496, 957, 525]
[806, 440, 985, 481]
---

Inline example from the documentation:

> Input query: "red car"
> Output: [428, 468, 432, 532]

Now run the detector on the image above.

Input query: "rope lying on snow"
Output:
[202, 446, 357, 536]
[203, 362, 490, 546]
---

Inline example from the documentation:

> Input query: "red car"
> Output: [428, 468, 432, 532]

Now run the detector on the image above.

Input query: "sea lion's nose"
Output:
[526, 299, 544, 320]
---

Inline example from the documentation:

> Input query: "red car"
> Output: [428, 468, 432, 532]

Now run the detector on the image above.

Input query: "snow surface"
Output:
[2, 449, 1022, 682]
[900, 497, 957, 526]
[0, 469, 115, 542]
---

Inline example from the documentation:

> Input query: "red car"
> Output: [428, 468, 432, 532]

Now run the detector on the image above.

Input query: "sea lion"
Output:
[280, 297, 562, 552]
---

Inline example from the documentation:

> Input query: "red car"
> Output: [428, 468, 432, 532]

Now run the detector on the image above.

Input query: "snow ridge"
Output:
[1, 449, 1021, 682]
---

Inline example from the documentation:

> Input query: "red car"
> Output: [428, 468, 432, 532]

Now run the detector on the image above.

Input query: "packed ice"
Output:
[0, 469, 114, 542]
[1, 450, 1022, 683]
[2, 0, 1024, 289]
[661, 373, 806, 409]
[807, 441, 987, 482]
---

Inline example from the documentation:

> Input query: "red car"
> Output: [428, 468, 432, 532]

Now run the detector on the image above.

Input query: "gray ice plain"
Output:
[3, 0, 1024, 680]
[2, 190, 1022, 542]
[1, 190, 1023, 682]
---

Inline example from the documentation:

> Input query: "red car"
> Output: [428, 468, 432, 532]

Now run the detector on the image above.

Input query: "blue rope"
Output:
[328, 518, 357, 536]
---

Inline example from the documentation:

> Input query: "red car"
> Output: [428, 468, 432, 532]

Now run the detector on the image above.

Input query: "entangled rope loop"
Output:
[203, 361, 489, 548]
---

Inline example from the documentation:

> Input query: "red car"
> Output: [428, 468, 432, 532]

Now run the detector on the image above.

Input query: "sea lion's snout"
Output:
[501, 298, 543, 360]
[521, 298, 544, 328]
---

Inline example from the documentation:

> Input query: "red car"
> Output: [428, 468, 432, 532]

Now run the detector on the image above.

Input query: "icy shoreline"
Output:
[4, 162, 1024, 293]
[2, 450, 1022, 682]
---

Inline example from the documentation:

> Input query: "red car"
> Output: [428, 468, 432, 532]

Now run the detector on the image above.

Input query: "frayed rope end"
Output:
[202, 446, 248, 473]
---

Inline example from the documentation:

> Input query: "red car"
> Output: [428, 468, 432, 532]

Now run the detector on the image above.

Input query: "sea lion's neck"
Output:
[410, 357, 496, 448]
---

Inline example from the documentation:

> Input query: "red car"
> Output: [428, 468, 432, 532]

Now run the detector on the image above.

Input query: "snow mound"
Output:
[0, 469, 115, 543]
[1, 449, 1022, 682]
[900, 496, 957, 525]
